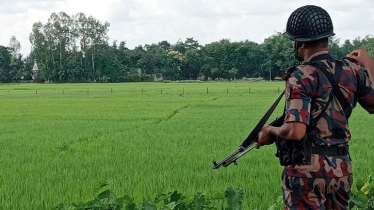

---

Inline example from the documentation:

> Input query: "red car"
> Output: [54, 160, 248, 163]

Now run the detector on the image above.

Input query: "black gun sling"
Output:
[307, 57, 351, 156]
[240, 91, 284, 148]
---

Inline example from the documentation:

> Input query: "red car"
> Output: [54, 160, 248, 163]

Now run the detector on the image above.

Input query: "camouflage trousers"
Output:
[281, 174, 353, 210]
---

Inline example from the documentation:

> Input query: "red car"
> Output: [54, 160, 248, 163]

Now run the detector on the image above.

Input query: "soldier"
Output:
[256, 5, 374, 210]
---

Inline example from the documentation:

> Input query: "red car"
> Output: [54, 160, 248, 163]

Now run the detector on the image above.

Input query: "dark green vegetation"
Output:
[1, 12, 374, 83]
[0, 82, 372, 210]
[53, 183, 248, 210]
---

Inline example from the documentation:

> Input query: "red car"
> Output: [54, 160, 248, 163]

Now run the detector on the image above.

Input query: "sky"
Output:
[1, 0, 374, 56]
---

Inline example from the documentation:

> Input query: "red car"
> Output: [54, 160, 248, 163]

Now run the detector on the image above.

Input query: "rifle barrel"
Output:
[212, 142, 257, 169]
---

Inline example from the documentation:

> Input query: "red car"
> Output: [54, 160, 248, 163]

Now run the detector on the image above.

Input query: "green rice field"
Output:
[0, 82, 372, 209]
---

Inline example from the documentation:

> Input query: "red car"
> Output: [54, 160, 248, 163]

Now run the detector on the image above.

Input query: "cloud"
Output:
[0, 0, 63, 14]
[1, 0, 374, 56]
[104, 0, 294, 48]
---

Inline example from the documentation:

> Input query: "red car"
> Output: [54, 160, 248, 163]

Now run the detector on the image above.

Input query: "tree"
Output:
[200, 39, 229, 79]
[48, 12, 75, 81]
[341, 39, 355, 56]
[28, 12, 112, 82]
[85, 16, 110, 81]
[182, 49, 201, 79]
[9, 36, 21, 56]
[8, 36, 24, 81]
[24, 12, 372, 83]
[92, 44, 123, 82]
[361, 36, 374, 58]
[164, 50, 183, 80]
[261, 33, 297, 80]
[0, 46, 11, 82]
[158, 40, 171, 52]
[116, 41, 130, 74]
[184, 37, 200, 51]
[172, 39, 187, 54]
[329, 36, 342, 59]
[29, 19, 61, 81]
[137, 44, 166, 76]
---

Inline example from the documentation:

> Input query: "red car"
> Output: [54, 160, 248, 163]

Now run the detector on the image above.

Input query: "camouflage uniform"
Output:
[281, 50, 374, 210]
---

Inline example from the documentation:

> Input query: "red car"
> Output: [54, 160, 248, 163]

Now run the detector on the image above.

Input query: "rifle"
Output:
[212, 91, 285, 169]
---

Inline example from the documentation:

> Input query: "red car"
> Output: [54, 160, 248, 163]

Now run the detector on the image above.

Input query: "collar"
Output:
[281, 50, 332, 80]
[302, 50, 331, 64]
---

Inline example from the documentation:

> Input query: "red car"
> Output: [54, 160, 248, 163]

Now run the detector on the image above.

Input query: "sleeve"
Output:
[357, 68, 374, 114]
[284, 69, 312, 125]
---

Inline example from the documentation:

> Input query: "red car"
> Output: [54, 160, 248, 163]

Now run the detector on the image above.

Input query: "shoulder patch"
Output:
[281, 66, 297, 80]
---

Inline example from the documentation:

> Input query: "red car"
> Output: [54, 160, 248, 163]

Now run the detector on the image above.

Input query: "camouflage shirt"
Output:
[281, 50, 374, 178]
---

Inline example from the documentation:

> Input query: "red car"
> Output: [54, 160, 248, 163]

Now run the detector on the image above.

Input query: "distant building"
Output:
[153, 73, 164, 82]
[197, 73, 205, 81]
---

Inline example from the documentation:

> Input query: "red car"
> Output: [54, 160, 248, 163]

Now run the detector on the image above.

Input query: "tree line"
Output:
[1, 11, 374, 83]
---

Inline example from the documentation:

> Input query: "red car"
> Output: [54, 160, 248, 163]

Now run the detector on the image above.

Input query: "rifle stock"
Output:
[212, 115, 284, 169]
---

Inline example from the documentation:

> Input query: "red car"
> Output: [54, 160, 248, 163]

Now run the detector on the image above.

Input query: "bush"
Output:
[52, 174, 374, 210]
[350, 175, 374, 210]
[52, 182, 244, 210]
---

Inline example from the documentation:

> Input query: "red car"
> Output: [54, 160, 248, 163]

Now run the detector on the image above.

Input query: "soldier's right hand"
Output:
[347, 47, 373, 67]
[256, 125, 276, 149]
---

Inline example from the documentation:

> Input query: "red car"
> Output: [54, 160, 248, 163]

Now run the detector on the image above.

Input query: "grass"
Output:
[0, 82, 372, 210]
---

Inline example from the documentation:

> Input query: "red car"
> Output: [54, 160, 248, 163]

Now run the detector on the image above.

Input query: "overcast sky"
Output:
[1, 0, 373, 56]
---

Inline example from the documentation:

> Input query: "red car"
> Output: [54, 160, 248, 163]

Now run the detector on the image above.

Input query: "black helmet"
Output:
[284, 5, 335, 41]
